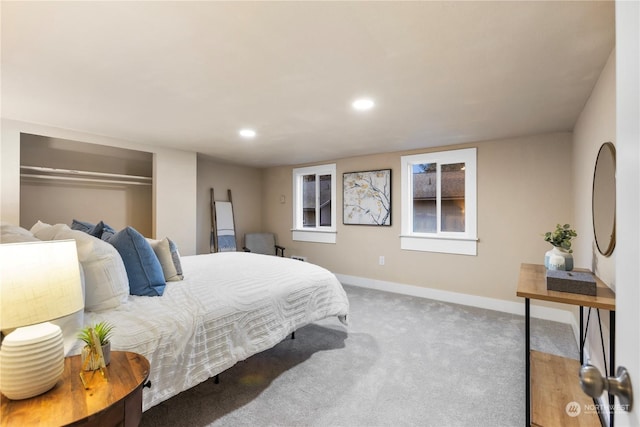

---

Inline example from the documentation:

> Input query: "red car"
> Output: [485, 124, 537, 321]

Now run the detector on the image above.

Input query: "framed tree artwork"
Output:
[343, 169, 391, 226]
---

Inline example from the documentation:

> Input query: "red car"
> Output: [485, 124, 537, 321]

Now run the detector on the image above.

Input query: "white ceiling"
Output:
[1, 1, 615, 167]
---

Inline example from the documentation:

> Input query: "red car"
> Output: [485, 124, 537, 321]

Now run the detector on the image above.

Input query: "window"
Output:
[400, 148, 477, 255]
[292, 164, 337, 243]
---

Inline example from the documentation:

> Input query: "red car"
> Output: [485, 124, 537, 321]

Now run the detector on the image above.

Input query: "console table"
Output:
[1, 351, 150, 427]
[517, 263, 615, 427]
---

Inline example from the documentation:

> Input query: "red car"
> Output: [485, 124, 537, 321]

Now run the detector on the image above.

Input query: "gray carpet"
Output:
[141, 285, 577, 427]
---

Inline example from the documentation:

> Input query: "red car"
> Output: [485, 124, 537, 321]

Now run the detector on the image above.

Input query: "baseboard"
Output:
[336, 273, 579, 331]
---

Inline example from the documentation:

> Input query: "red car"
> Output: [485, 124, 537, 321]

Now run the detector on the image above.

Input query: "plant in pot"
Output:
[78, 321, 114, 370]
[543, 223, 577, 271]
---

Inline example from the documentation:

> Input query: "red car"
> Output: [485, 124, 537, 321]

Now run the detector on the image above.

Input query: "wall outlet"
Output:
[379, 256, 385, 266]
[291, 255, 307, 262]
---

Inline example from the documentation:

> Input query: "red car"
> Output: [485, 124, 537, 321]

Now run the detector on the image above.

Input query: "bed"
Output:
[87, 252, 349, 410]
[0, 223, 349, 411]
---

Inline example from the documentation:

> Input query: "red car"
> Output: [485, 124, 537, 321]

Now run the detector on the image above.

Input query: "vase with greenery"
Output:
[78, 321, 114, 370]
[543, 223, 577, 271]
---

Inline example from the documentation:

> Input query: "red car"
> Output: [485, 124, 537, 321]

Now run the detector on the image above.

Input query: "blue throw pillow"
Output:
[104, 228, 116, 240]
[87, 221, 106, 238]
[108, 226, 166, 296]
[94, 221, 116, 241]
[71, 219, 94, 233]
[73, 219, 117, 240]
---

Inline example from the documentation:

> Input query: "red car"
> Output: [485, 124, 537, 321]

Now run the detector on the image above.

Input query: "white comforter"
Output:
[83, 252, 349, 410]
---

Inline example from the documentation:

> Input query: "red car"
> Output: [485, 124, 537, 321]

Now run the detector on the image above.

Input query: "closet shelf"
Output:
[20, 166, 152, 186]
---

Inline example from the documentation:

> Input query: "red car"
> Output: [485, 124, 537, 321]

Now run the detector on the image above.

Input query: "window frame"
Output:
[400, 147, 477, 255]
[292, 163, 337, 244]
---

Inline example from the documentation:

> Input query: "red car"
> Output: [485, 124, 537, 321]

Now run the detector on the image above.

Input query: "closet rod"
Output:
[20, 174, 152, 186]
[20, 166, 152, 182]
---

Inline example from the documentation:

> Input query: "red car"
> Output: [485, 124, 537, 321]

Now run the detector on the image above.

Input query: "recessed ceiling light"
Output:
[239, 129, 257, 138]
[352, 98, 375, 111]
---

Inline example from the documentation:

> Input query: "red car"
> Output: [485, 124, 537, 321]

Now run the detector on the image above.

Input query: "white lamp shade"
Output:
[0, 240, 83, 400]
[0, 240, 84, 330]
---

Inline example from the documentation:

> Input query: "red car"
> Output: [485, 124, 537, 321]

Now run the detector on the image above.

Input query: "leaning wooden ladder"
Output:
[210, 189, 237, 253]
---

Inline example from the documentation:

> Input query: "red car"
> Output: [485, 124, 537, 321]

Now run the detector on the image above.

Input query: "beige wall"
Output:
[154, 148, 198, 252]
[195, 155, 264, 255]
[20, 182, 153, 236]
[572, 48, 616, 376]
[0, 124, 21, 225]
[264, 132, 573, 304]
[573, 49, 616, 287]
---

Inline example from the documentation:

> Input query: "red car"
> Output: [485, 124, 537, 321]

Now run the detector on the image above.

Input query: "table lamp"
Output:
[0, 239, 84, 400]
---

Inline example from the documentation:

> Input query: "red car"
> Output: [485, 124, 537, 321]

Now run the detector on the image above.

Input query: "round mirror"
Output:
[592, 142, 616, 256]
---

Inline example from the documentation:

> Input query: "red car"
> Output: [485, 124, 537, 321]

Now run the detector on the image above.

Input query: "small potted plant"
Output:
[543, 223, 577, 270]
[78, 321, 114, 370]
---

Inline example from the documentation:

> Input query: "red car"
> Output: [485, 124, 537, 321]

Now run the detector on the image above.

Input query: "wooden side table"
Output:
[1, 351, 150, 427]
[517, 263, 615, 427]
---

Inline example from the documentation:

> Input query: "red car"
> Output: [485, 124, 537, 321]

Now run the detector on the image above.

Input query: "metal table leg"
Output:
[525, 297, 530, 427]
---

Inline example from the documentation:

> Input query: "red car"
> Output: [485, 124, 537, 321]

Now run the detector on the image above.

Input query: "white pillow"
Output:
[0, 224, 40, 243]
[29, 220, 51, 235]
[37, 224, 130, 312]
[1, 223, 35, 237]
[146, 237, 183, 281]
[0, 233, 40, 243]
[31, 221, 69, 241]
[50, 309, 84, 355]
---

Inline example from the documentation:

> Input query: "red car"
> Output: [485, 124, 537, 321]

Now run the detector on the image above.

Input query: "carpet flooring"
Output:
[140, 285, 577, 427]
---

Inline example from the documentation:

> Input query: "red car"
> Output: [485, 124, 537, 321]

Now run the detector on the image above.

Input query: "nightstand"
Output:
[1, 351, 150, 427]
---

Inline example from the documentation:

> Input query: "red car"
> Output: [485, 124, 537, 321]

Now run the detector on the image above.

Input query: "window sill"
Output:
[400, 234, 477, 255]
[292, 229, 337, 244]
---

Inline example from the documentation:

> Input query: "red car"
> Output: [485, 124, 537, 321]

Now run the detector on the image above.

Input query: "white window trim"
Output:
[292, 163, 337, 244]
[400, 148, 477, 255]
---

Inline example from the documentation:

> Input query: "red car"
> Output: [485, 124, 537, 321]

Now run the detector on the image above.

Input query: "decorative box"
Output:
[546, 269, 597, 296]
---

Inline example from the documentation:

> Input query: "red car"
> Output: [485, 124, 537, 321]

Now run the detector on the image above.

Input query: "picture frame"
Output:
[343, 169, 391, 226]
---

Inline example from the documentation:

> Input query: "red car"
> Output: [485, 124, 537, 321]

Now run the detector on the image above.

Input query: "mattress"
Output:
[81, 252, 349, 411]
